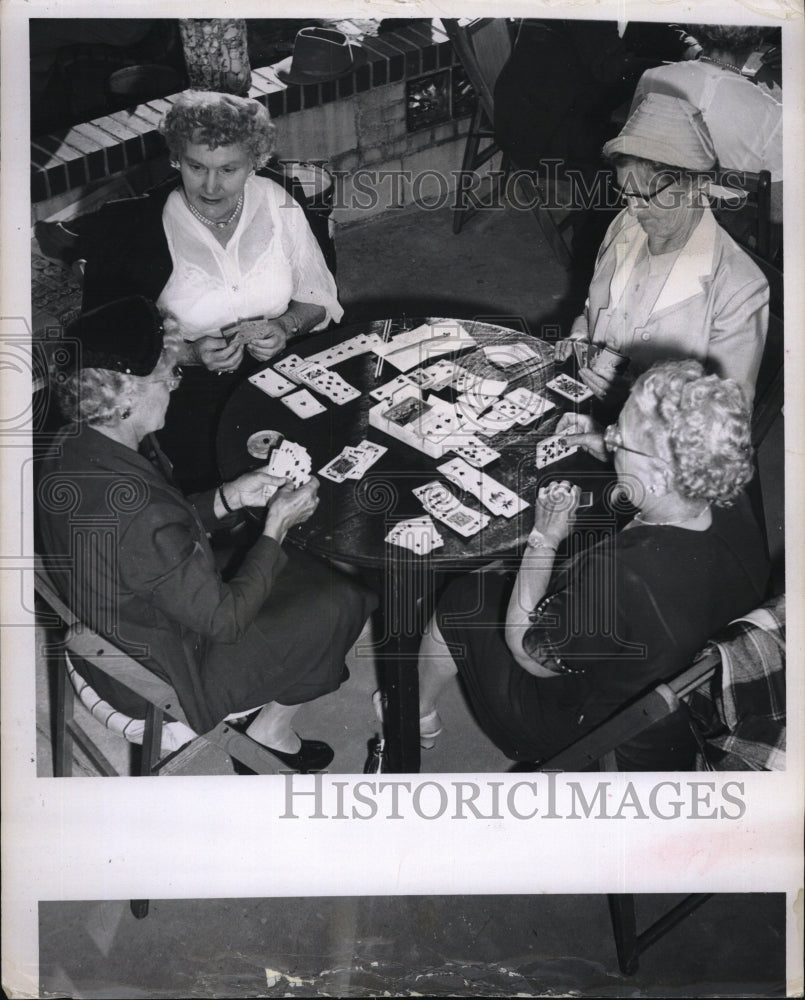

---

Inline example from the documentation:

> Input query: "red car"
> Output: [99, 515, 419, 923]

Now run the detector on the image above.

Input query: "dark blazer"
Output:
[38, 425, 287, 733]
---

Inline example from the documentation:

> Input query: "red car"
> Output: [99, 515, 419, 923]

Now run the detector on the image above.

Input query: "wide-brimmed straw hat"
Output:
[61, 297, 164, 376]
[275, 27, 367, 85]
[603, 93, 717, 171]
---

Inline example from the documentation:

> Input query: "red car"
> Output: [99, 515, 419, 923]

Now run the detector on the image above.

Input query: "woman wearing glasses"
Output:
[556, 93, 769, 409]
[412, 360, 768, 769]
[38, 297, 376, 773]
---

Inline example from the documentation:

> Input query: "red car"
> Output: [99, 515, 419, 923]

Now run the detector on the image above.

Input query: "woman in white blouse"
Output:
[76, 91, 342, 488]
[157, 90, 342, 372]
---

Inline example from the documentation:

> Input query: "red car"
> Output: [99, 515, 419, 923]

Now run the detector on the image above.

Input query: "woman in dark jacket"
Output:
[38, 297, 376, 772]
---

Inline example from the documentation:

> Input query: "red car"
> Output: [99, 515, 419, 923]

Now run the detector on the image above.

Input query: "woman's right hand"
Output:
[532, 481, 581, 548]
[193, 334, 245, 373]
[554, 413, 608, 463]
[263, 477, 320, 542]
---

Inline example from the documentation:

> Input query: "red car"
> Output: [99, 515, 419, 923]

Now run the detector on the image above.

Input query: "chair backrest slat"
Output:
[444, 19, 513, 124]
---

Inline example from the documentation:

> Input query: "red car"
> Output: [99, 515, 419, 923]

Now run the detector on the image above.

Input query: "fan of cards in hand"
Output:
[246, 431, 311, 496]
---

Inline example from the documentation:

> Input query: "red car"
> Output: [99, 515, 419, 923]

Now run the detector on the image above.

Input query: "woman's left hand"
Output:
[245, 318, 292, 362]
[228, 468, 290, 509]
[532, 481, 581, 547]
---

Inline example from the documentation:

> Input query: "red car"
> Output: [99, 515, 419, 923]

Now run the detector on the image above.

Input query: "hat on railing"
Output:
[61, 296, 164, 376]
[603, 93, 717, 170]
[275, 27, 367, 85]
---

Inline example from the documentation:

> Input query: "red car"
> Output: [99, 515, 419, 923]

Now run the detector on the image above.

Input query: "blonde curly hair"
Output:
[630, 360, 754, 506]
[160, 90, 276, 168]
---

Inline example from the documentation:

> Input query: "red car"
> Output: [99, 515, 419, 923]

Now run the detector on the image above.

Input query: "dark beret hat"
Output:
[63, 296, 164, 376]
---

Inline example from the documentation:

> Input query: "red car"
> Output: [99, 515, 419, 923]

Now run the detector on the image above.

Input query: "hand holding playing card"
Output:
[554, 413, 608, 463]
[264, 477, 320, 543]
[194, 333, 244, 373]
[245, 318, 292, 362]
[532, 480, 581, 547]
[554, 338, 578, 362]
[229, 467, 290, 508]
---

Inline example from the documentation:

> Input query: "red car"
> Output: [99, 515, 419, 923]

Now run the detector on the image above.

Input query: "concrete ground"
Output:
[38, 893, 787, 997]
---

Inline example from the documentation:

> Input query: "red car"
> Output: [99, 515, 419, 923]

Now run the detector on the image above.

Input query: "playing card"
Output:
[370, 373, 415, 402]
[535, 434, 580, 469]
[273, 354, 308, 383]
[307, 368, 361, 405]
[503, 387, 556, 425]
[248, 368, 295, 398]
[343, 440, 388, 478]
[385, 515, 444, 555]
[450, 437, 501, 468]
[319, 450, 362, 483]
[412, 481, 489, 537]
[266, 440, 312, 487]
[546, 374, 595, 403]
[281, 389, 327, 418]
[572, 341, 599, 368]
[246, 429, 283, 460]
[437, 457, 529, 518]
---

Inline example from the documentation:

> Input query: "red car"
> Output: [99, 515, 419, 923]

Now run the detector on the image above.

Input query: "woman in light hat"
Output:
[556, 93, 769, 409]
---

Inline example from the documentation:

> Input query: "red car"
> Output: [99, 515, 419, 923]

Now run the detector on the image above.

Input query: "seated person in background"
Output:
[48, 90, 341, 491]
[556, 93, 768, 410]
[412, 360, 769, 770]
[37, 297, 376, 774]
[630, 24, 782, 224]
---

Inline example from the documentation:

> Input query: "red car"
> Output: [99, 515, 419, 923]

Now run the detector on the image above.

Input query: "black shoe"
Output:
[231, 734, 334, 775]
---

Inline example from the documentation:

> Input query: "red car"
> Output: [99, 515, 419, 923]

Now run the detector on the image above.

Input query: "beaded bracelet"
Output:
[218, 484, 235, 515]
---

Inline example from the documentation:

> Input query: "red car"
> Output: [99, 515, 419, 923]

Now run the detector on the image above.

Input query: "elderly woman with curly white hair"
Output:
[410, 360, 769, 770]
[38, 297, 376, 774]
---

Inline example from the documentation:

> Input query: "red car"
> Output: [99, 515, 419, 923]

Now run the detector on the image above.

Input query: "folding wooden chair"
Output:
[443, 18, 575, 268]
[35, 556, 282, 779]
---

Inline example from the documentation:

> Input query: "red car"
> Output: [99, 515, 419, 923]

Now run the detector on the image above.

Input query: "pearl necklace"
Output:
[633, 505, 710, 527]
[699, 55, 744, 75]
[186, 192, 244, 230]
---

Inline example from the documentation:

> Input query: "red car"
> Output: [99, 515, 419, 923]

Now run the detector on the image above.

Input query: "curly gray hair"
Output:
[160, 90, 276, 168]
[629, 360, 754, 506]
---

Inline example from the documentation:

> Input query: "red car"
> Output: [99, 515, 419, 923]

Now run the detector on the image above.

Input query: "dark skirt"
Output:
[436, 571, 695, 770]
[202, 547, 377, 717]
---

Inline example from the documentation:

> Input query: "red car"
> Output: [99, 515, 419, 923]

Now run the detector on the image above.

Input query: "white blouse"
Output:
[158, 175, 342, 341]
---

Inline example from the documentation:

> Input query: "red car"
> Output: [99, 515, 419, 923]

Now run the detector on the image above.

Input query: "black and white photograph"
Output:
[2, 2, 803, 997]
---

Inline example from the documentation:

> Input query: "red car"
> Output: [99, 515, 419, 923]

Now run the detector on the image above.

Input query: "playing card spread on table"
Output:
[456, 395, 519, 436]
[306, 368, 361, 405]
[281, 389, 327, 418]
[418, 358, 459, 390]
[385, 394, 433, 427]
[437, 457, 529, 518]
[305, 332, 385, 368]
[449, 437, 501, 468]
[535, 434, 580, 469]
[546, 373, 595, 403]
[273, 354, 307, 383]
[369, 373, 415, 402]
[266, 440, 312, 488]
[248, 368, 295, 398]
[417, 397, 466, 446]
[385, 515, 444, 555]
[319, 440, 388, 482]
[412, 481, 489, 537]
[503, 387, 556, 425]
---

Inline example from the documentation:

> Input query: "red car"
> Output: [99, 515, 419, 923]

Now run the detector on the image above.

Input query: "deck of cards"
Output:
[385, 515, 444, 555]
[319, 440, 388, 482]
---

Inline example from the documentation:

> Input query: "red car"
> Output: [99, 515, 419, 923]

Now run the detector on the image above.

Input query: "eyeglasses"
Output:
[152, 365, 183, 388]
[604, 423, 663, 460]
[613, 177, 677, 208]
